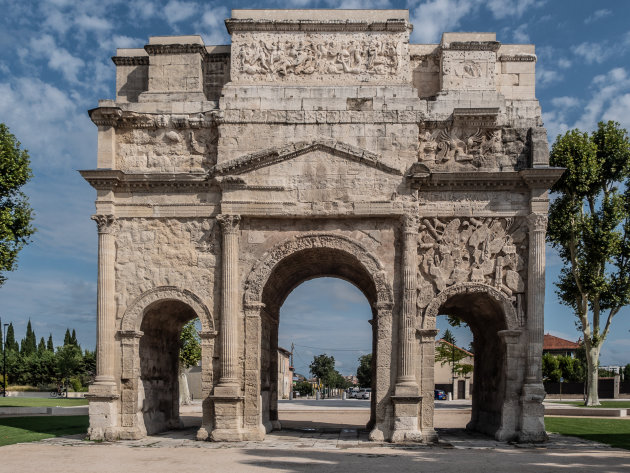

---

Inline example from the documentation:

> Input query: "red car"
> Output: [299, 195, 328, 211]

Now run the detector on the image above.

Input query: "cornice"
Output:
[88, 106, 219, 129]
[111, 56, 149, 66]
[407, 167, 564, 191]
[225, 18, 410, 34]
[443, 41, 501, 52]
[79, 170, 217, 192]
[144, 43, 208, 57]
[499, 54, 537, 62]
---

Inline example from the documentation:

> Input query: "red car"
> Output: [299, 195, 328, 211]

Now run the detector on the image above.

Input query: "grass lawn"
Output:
[550, 401, 630, 409]
[0, 397, 88, 408]
[545, 417, 630, 450]
[0, 416, 88, 447]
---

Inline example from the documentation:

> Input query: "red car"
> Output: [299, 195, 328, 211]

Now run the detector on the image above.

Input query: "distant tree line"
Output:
[1, 320, 95, 391]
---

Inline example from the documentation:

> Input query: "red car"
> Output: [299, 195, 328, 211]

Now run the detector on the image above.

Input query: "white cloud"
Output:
[512, 23, 530, 43]
[129, 0, 159, 20]
[602, 93, 630, 131]
[164, 0, 199, 24]
[575, 67, 630, 131]
[574, 41, 612, 65]
[551, 96, 579, 109]
[584, 8, 612, 24]
[485, 0, 546, 19]
[198, 6, 230, 45]
[536, 66, 562, 87]
[28, 34, 85, 83]
[410, 0, 483, 43]
[75, 14, 113, 33]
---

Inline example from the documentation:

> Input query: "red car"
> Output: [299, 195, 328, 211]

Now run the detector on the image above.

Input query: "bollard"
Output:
[342, 391, 347, 400]
[447, 392, 452, 401]
[316, 391, 321, 400]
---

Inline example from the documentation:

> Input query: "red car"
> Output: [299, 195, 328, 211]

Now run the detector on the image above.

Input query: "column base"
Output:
[390, 395, 422, 443]
[86, 384, 119, 441]
[518, 383, 548, 443]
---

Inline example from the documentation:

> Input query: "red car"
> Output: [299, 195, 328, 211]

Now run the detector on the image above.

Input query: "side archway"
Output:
[423, 282, 525, 441]
[118, 286, 215, 437]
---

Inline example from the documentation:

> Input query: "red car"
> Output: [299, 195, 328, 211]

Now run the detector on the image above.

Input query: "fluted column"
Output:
[397, 213, 418, 392]
[92, 214, 117, 386]
[217, 214, 241, 387]
[525, 213, 547, 384]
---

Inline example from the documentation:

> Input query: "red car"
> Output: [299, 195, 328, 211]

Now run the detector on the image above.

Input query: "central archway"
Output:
[243, 233, 394, 437]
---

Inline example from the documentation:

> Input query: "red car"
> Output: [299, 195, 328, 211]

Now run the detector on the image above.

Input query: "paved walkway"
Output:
[2, 426, 629, 473]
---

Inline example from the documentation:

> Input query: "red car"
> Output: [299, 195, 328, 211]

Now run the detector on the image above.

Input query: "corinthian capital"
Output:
[526, 213, 548, 233]
[216, 214, 241, 234]
[401, 212, 419, 232]
[91, 214, 117, 234]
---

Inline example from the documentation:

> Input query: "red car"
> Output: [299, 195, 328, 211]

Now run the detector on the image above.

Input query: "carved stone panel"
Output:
[416, 217, 527, 309]
[231, 33, 410, 84]
[441, 50, 496, 91]
[418, 126, 528, 171]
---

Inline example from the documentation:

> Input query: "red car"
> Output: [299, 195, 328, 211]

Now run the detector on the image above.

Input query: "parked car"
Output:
[434, 389, 447, 400]
[348, 388, 360, 399]
[360, 388, 371, 399]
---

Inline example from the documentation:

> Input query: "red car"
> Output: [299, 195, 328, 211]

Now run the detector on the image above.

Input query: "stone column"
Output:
[519, 213, 548, 442]
[418, 328, 439, 442]
[92, 214, 117, 386]
[211, 214, 245, 442]
[216, 214, 241, 390]
[391, 213, 422, 443]
[87, 214, 119, 441]
[397, 213, 419, 392]
[196, 329, 217, 441]
[369, 301, 393, 442]
[525, 213, 547, 384]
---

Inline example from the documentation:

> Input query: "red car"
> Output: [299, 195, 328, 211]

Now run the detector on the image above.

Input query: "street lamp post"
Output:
[3, 322, 8, 397]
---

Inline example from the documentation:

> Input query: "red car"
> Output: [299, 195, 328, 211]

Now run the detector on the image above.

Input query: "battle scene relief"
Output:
[418, 127, 529, 171]
[232, 33, 409, 83]
[416, 217, 527, 310]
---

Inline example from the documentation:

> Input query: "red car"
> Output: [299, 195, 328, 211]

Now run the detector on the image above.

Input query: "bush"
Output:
[295, 381, 313, 397]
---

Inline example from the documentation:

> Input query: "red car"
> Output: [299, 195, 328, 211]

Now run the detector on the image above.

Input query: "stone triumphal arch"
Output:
[82, 9, 561, 443]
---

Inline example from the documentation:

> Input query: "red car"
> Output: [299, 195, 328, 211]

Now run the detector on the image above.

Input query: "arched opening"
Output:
[138, 300, 200, 435]
[257, 245, 381, 433]
[428, 284, 523, 440]
[277, 278, 373, 429]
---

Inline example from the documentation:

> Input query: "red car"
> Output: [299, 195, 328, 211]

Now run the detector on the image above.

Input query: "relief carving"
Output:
[418, 126, 527, 171]
[237, 38, 400, 78]
[417, 217, 527, 308]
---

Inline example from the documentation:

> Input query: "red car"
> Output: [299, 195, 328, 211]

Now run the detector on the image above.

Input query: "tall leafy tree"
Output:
[309, 354, 336, 389]
[356, 354, 372, 388]
[435, 329, 472, 381]
[179, 320, 201, 369]
[0, 123, 35, 286]
[63, 329, 71, 346]
[37, 337, 46, 354]
[47, 334, 54, 352]
[70, 329, 78, 347]
[548, 121, 630, 405]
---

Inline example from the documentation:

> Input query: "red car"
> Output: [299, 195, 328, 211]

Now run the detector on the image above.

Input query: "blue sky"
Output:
[0, 1, 629, 374]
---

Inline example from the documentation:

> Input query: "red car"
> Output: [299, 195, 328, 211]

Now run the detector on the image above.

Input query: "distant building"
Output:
[278, 347, 293, 399]
[543, 333, 581, 357]
[343, 375, 358, 386]
[434, 339, 474, 400]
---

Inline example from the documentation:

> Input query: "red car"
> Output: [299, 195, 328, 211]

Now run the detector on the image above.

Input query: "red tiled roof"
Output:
[543, 333, 580, 350]
[436, 339, 474, 357]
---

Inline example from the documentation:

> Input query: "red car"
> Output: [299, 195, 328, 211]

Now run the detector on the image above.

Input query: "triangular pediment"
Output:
[211, 140, 402, 177]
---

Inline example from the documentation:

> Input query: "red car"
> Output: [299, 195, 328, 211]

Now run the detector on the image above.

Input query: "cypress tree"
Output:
[70, 329, 78, 347]
[21, 319, 36, 355]
[47, 334, 54, 351]
[37, 337, 46, 353]
[5, 323, 18, 352]
[63, 329, 71, 346]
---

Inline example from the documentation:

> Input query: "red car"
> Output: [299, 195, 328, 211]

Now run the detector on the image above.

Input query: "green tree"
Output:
[37, 336, 46, 354]
[47, 334, 54, 352]
[70, 329, 78, 347]
[309, 354, 336, 390]
[5, 322, 18, 352]
[294, 380, 314, 397]
[55, 344, 83, 387]
[547, 121, 630, 406]
[542, 353, 562, 382]
[0, 123, 35, 286]
[435, 330, 471, 381]
[623, 363, 630, 380]
[179, 320, 201, 369]
[356, 354, 372, 388]
[20, 319, 36, 355]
